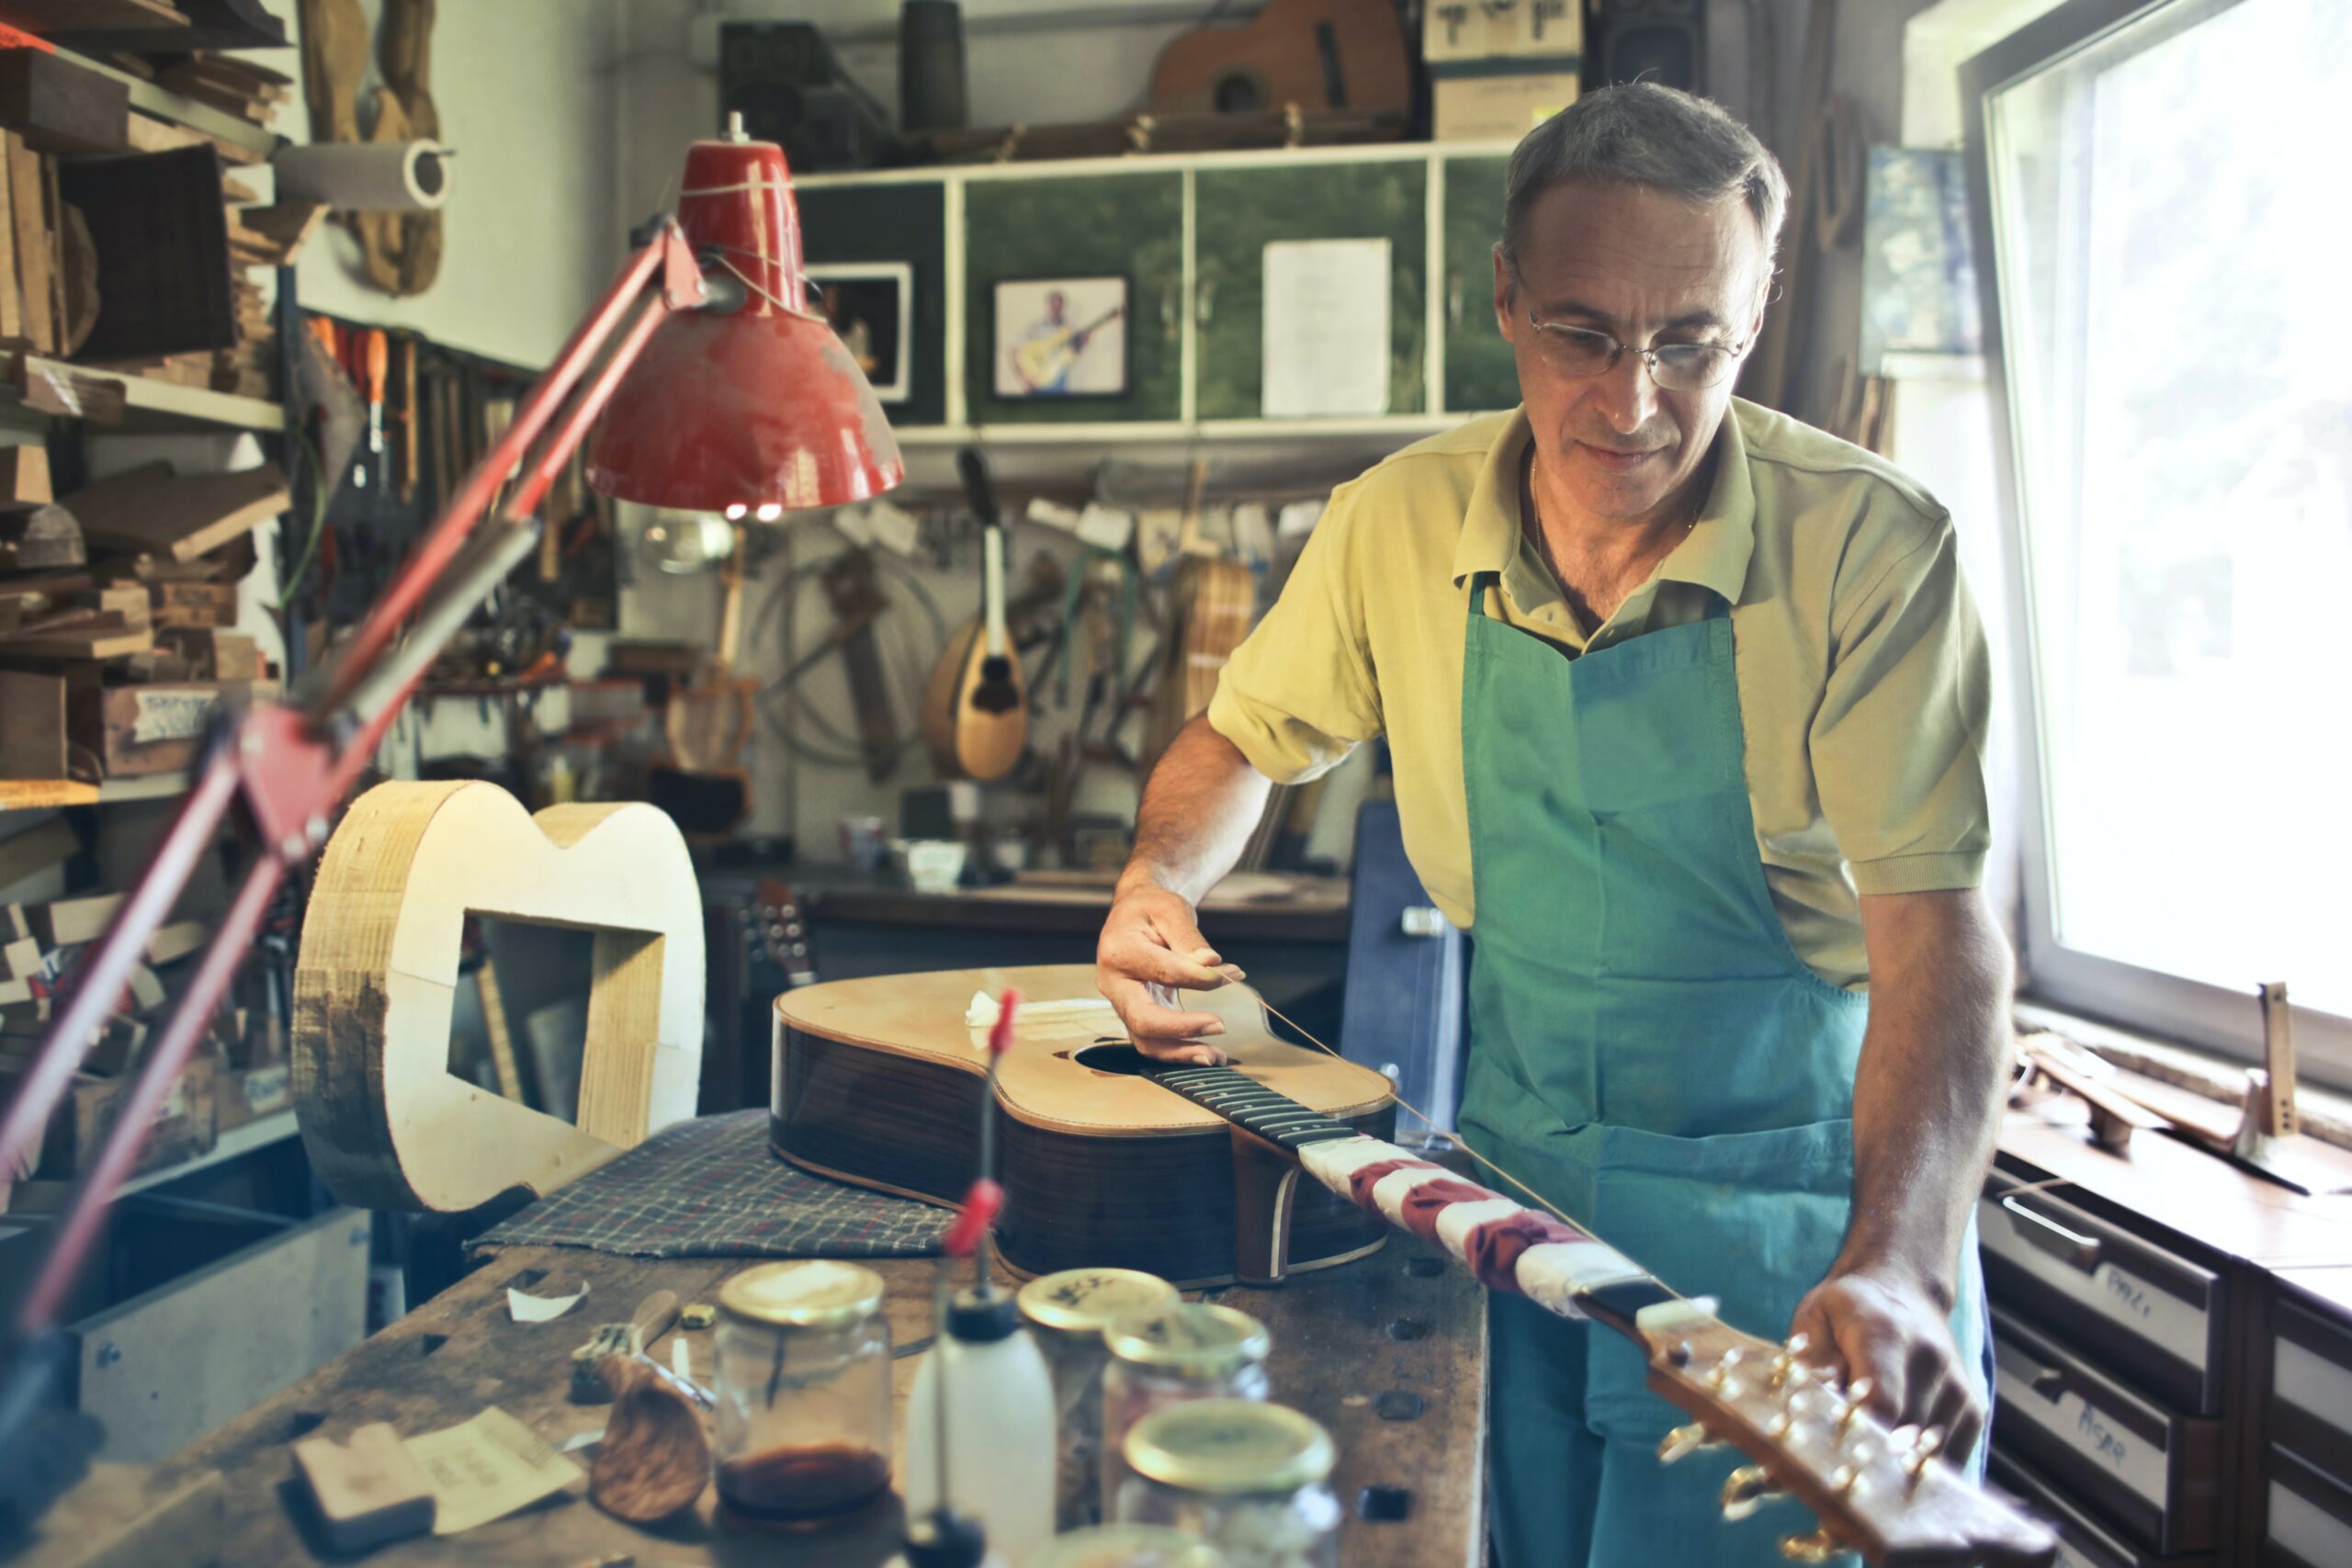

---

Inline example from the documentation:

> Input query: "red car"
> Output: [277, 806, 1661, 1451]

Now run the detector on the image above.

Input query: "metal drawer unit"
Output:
[1990, 1450, 2214, 1568]
[2267, 1299, 2352, 1567]
[1992, 1305, 2223, 1556]
[1981, 1168, 2226, 1415]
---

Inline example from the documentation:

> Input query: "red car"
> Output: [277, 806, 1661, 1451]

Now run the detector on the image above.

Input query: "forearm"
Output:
[1837, 889, 2014, 1308]
[1119, 715, 1273, 905]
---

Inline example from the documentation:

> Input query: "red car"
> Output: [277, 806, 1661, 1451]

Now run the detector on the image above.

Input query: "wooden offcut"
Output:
[292, 781, 705, 1213]
[0, 444, 53, 502]
[0, 609, 151, 660]
[6, 133, 54, 355]
[32, 893, 125, 947]
[289, 1423, 435, 1551]
[65, 461, 288, 563]
[0, 51, 130, 156]
[0, 669, 68, 777]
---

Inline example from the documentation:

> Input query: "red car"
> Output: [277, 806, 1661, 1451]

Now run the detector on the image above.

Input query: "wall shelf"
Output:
[4, 353, 284, 434]
[0, 771, 193, 814]
[59, 46, 285, 162]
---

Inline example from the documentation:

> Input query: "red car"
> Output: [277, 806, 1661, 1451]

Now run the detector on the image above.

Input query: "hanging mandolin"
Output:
[772, 964, 2058, 1568]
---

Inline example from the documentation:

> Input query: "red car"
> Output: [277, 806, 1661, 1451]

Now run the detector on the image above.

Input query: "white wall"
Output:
[256, 0, 624, 368]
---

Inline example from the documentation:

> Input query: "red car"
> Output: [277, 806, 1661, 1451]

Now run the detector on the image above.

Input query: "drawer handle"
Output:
[2002, 1194, 2102, 1273]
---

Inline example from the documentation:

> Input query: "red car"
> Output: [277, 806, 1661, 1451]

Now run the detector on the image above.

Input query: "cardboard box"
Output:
[68, 678, 267, 777]
[1424, 0, 1582, 67]
[1, 1050, 217, 1179]
[1433, 72, 1579, 142]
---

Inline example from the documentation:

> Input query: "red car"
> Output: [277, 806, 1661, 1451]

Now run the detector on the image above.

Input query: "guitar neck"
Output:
[1143, 1060, 1677, 1337]
[981, 522, 1009, 659]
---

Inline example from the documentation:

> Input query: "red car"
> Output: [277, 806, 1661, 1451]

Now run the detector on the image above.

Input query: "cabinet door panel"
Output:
[1442, 154, 1519, 414]
[1193, 161, 1427, 421]
[798, 184, 948, 428]
[965, 173, 1184, 424]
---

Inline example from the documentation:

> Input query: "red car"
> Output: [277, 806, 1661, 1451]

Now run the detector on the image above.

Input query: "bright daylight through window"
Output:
[1982, 0, 2351, 1041]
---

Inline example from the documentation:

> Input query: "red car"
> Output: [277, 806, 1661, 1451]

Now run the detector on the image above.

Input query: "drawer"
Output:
[1988, 1450, 2214, 1568]
[1991, 1305, 2221, 1556]
[2270, 1298, 2352, 1478]
[1980, 1169, 2223, 1414]
[2265, 1448, 2352, 1568]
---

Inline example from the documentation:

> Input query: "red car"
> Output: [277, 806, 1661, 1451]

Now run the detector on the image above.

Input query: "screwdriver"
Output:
[361, 328, 389, 491]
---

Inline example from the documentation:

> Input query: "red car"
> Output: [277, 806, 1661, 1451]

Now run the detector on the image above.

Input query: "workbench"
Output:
[73, 1232, 1485, 1566]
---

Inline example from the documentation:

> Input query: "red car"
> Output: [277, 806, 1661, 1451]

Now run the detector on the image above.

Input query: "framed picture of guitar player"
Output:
[992, 274, 1129, 399]
[808, 262, 912, 404]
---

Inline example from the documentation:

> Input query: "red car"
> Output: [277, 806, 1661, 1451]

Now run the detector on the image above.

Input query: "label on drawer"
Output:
[1982, 1196, 2210, 1369]
[2276, 1335, 2352, 1438]
[2272, 1478, 2352, 1565]
[1995, 1363, 2167, 1507]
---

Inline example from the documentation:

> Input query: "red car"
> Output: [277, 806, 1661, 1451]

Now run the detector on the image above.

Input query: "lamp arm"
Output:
[0, 219, 710, 1526]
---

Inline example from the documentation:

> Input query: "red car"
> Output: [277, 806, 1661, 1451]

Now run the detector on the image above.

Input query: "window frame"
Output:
[1961, 0, 2352, 1089]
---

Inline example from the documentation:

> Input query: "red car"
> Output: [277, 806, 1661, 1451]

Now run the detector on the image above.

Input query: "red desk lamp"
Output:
[0, 119, 899, 1526]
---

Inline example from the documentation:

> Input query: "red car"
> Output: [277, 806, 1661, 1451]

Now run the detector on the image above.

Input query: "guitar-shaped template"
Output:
[1011, 305, 1123, 390]
[772, 964, 2058, 1568]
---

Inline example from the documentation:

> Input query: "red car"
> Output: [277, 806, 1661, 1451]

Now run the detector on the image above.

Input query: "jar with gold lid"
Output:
[1028, 1524, 1223, 1568]
[711, 1259, 892, 1524]
[1113, 1399, 1339, 1568]
[1099, 1303, 1270, 1507]
[1018, 1268, 1181, 1529]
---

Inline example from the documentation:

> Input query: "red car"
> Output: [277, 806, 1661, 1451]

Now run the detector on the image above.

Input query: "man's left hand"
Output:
[1788, 1266, 1983, 1459]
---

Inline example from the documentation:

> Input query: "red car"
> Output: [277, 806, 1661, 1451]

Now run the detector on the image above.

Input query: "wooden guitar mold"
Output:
[293, 781, 704, 1212]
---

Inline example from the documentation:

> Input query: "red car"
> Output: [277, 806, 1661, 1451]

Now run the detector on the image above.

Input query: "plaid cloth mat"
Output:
[472, 1110, 943, 1259]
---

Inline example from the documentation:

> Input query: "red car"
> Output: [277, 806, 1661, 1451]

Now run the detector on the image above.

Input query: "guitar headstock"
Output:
[1634, 1303, 2056, 1567]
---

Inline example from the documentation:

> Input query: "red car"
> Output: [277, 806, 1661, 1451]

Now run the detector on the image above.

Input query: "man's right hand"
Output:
[1095, 877, 1242, 1065]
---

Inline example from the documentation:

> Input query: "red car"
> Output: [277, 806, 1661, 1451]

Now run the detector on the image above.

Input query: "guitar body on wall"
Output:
[920, 447, 1030, 781]
[1150, 0, 1413, 117]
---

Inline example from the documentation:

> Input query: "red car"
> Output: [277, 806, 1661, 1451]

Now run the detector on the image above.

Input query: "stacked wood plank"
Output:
[0, 456, 282, 780]
[155, 52, 290, 129]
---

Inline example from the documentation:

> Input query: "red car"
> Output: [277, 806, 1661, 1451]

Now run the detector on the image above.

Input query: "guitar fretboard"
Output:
[1146, 1064, 1363, 1152]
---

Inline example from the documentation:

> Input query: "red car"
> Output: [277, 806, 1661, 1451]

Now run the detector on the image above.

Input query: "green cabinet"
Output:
[1442, 155, 1520, 415]
[1193, 161, 1428, 421]
[797, 183, 948, 427]
[963, 171, 1184, 425]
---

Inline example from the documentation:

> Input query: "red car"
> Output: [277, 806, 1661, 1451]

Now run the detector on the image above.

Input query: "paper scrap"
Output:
[507, 1279, 587, 1323]
[130, 689, 224, 745]
[965, 990, 1117, 1028]
[1076, 503, 1135, 552]
[1277, 500, 1325, 539]
[404, 1406, 582, 1534]
[1261, 238, 1392, 418]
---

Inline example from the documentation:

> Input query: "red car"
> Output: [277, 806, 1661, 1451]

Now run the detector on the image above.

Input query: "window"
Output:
[1967, 0, 2352, 1081]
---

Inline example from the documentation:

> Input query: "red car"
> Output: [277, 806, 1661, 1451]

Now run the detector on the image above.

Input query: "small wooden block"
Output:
[144, 919, 208, 966]
[65, 462, 288, 565]
[2, 934, 41, 981]
[31, 893, 123, 948]
[291, 1421, 436, 1552]
[0, 444, 54, 503]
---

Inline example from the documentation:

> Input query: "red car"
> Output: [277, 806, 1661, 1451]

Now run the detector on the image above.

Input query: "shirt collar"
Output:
[1451, 401, 1758, 610]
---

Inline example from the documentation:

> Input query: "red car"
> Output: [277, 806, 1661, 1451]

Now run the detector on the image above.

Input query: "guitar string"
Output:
[1230, 980, 1696, 1309]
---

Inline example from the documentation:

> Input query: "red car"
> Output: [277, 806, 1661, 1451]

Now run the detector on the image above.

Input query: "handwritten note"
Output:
[404, 1406, 582, 1534]
[130, 689, 222, 744]
[1262, 238, 1392, 418]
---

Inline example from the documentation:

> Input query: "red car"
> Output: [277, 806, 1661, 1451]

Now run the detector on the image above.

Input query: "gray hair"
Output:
[1501, 83, 1789, 281]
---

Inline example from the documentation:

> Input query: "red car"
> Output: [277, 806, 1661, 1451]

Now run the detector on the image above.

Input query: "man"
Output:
[1094, 85, 2007, 1566]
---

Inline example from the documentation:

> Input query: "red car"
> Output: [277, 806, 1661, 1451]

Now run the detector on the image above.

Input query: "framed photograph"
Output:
[992, 275, 1129, 399]
[808, 262, 913, 404]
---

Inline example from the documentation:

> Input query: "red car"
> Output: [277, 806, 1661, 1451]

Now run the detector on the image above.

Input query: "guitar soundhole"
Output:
[1073, 1043, 1156, 1077]
[1213, 67, 1267, 113]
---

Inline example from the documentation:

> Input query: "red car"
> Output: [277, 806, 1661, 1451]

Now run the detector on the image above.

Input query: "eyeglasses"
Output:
[1521, 308, 1751, 393]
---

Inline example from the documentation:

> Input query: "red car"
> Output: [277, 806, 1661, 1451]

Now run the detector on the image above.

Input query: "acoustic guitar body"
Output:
[772, 964, 1395, 1287]
[1149, 0, 1413, 117]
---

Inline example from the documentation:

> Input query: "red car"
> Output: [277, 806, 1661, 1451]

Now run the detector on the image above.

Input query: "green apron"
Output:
[1453, 574, 1988, 1568]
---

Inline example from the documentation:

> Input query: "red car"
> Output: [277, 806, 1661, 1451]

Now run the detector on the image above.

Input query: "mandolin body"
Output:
[920, 615, 1027, 781]
[772, 965, 1394, 1286]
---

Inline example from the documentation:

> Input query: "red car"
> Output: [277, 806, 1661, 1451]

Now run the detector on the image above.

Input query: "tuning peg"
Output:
[1905, 1424, 1947, 1488]
[1779, 1526, 1843, 1562]
[1657, 1421, 1722, 1465]
[1835, 1376, 1875, 1435]
[1706, 1348, 1747, 1391]
[1828, 1440, 1877, 1497]
[1770, 1333, 1811, 1389]
[1721, 1464, 1782, 1521]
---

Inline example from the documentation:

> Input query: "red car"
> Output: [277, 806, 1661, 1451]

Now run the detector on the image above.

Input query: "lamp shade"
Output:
[589, 130, 904, 513]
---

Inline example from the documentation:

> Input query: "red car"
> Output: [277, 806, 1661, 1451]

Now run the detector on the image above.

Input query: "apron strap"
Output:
[1466, 570, 1499, 621]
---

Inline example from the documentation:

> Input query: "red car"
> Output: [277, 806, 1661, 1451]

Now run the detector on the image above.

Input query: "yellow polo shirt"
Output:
[1206, 400, 1992, 991]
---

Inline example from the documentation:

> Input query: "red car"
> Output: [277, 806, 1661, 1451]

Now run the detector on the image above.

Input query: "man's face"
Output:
[1494, 178, 1769, 525]
[1046, 291, 1068, 322]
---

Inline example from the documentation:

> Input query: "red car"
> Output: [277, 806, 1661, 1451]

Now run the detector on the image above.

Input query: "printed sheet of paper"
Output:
[404, 1406, 583, 1534]
[1261, 238, 1392, 419]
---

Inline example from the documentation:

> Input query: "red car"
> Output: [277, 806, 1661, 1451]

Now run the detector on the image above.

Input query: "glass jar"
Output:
[1018, 1268, 1181, 1529]
[1100, 1303, 1270, 1507]
[711, 1259, 893, 1524]
[1028, 1524, 1222, 1568]
[1113, 1399, 1340, 1568]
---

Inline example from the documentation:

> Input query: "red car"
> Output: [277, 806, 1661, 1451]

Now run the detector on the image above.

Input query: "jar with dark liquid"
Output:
[711, 1259, 893, 1524]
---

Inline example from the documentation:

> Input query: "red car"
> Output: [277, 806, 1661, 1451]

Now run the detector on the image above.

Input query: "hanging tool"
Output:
[362, 327, 390, 491]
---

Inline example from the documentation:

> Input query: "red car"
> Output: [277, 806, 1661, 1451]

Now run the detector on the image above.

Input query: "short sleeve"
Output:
[1811, 508, 1993, 895]
[1206, 484, 1385, 784]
